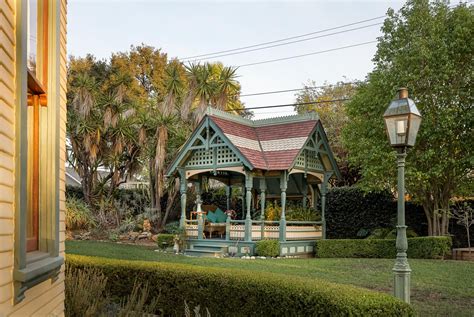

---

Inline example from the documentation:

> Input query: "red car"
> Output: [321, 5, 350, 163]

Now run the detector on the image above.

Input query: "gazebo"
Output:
[166, 107, 340, 256]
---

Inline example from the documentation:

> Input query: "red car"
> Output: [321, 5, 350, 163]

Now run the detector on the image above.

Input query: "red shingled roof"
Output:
[210, 115, 318, 170]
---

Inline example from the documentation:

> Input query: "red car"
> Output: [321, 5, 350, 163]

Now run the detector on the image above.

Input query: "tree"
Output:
[450, 203, 473, 252]
[184, 62, 243, 126]
[67, 55, 142, 206]
[343, 0, 473, 236]
[295, 81, 360, 186]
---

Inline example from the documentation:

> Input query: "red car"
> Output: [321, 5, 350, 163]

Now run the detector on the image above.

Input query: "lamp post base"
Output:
[393, 267, 411, 303]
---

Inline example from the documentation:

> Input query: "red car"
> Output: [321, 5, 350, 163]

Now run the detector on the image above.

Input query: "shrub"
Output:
[367, 228, 418, 239]
[286, 207, 321, 221]
[66, 197, 96, 230]
[156, 233, 175, 250]
[65, 263, 159, 317]
[67, 255, 414, 316]
[316, 236, 452, 259]
[255, 240, 280, 257]
[65, 265, 108, 317]
[163, 221, 180, 234]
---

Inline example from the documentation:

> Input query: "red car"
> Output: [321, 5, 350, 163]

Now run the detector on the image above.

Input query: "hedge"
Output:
[316, 236, 452, 259]
[255, 240, 280, 257]
[156, 233, 174, 250]
[67, 255, 414, 316]
[325, 187, 428, 239]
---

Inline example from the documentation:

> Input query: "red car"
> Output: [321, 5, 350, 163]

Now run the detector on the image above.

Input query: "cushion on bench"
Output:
[215, 208, 227, 223]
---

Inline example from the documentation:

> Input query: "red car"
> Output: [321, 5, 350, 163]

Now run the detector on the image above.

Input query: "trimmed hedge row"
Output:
[67, 255, 414, 316]
[316, 236, 452, 259]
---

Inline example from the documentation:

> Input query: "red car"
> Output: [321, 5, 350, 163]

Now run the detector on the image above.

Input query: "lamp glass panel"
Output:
[407, 114, 421, 146]
[385, 114, 408, 146]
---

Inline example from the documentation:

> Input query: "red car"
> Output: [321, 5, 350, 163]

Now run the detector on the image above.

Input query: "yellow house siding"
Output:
[0, 0, 15, 313]
[0, 0, 67, 315]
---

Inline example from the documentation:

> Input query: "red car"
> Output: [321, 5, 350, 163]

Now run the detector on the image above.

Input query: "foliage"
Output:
[342, 1, 474, 236]
[255, 240, 280, 257]
[65, 265, 108, 317]
[326, 187, 427, 239]
[67, 254, 414, 316]
[286, 207, 320, 221]
[366, 227, 418, 239]
[156, 233, 175, 250]
[264, 201, 282, 221]
[65, 197, 96, 231]
[450, 202, 474, 251]
[65, 264, 159, 317]
[184, 301, 211, 317]
[295, 81, 361, 186]
[66, 240, 474, 316]
[316, 236, 452, 259]
[67, 55, 143, 206]
[163, 220, 180, 234]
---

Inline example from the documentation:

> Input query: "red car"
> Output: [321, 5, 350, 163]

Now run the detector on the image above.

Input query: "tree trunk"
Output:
[161, 179, 179, 229]
[153, 126, 168, 228]
[149, 159, 156, 209]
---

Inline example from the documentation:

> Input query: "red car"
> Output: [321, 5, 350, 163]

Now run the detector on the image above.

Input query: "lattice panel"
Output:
[185, 144, 241, 167]
[295, 150, 324, 171]
[216, 146, 240, 164]
[186, 149, 213, 167]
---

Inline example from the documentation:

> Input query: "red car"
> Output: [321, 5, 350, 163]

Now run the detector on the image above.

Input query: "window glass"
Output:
[27, 0, 38, 76]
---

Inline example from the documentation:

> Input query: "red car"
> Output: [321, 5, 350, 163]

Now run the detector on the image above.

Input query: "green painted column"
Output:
[393, 150, 411, 303]
[225, 185, 231, 210]
[225, 215, 231, 241]
[302, 177, 308, 210]
[241, 184, 245, 219]
[244, 172, 253, 242]
[195, 181, 204, 240]
[259, 178, 266, 239]
[279, 171, 288, 242]
[312, 185, 318, 209]
[321, 172, 332, 239]
[178, 169, 187, 228]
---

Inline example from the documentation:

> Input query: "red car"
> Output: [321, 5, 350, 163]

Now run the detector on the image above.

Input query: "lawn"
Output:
[66, 240, 474, 317]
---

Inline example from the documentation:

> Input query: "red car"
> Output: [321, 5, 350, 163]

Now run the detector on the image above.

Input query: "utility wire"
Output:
[228, 98, 351, 112]
[236, 41, 377, 68]
[183, 22, 382, 62]
[240, 81, 360, 97]
[180, 16, 385, 60]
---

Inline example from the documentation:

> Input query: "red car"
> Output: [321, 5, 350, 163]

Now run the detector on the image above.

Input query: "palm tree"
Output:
[152, 61, 185, 227]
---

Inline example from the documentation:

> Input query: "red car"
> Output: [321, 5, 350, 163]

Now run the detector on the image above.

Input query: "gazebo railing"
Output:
[185, 217, 322, 242]
[220, 219, 321, 241]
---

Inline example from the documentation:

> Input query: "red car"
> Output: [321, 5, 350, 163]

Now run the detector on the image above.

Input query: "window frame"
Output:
[13, 0, 63, 303]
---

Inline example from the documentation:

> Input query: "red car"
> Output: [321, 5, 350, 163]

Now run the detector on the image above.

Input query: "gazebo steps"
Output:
[185, 243, 228, 257]
[185, 249, 224, 257]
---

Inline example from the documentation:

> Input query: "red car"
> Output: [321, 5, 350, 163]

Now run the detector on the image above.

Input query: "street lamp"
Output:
[383, 87, 421, 304]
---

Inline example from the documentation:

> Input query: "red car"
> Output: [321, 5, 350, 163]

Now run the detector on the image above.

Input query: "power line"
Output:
[229, 98, 351, 112]
[183, 22, 382, 62]
[240, 81, 360, 97]
[180, 16, 385, 60]
[236, 41, 377, 68]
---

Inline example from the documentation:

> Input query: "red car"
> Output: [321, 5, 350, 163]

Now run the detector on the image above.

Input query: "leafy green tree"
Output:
[295, 81, 360, 186]
[343, 0, 473, 236]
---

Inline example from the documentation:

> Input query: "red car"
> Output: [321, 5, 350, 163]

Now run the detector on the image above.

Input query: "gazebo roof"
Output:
[210, 110, 319, 170]
[167, 107, 340, 178]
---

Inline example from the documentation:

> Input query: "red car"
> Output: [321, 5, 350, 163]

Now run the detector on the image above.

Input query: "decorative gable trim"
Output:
[166, 117, 253, 176]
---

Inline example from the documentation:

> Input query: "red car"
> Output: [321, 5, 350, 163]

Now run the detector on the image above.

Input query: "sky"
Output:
[67, 0, 404, 119]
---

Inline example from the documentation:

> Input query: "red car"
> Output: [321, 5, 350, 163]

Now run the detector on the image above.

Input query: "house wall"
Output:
[0, 0, 67, 316]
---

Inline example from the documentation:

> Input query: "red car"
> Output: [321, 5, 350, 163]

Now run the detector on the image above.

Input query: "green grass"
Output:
[66, 240, 474, 317]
